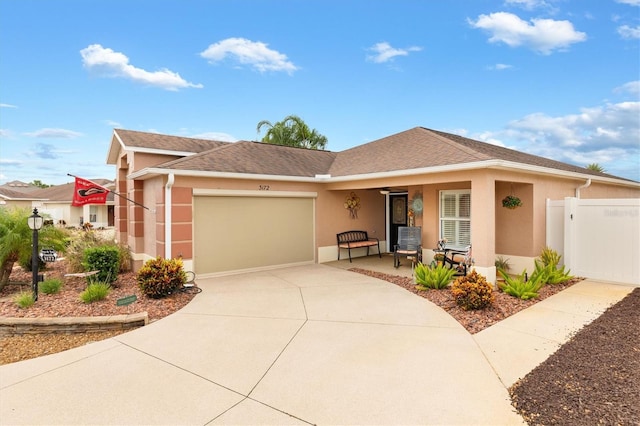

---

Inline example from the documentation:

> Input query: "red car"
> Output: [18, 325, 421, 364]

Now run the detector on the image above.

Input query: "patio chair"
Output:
[394, 226, 422, 268]
[439, 244, 472, 276]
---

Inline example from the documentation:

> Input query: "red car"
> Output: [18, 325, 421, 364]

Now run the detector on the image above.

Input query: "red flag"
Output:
[71, 177, 109, 206]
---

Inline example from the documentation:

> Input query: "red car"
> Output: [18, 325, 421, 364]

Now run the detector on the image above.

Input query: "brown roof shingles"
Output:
[114, 126, 632, 182]
[161, 142, 338, 177]
[115, 129, 229, 153]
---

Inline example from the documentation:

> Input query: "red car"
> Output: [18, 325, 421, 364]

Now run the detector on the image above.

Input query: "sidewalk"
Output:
[1, 264, 633, 425]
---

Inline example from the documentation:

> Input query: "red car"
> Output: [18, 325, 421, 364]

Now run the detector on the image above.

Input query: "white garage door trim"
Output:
[193, 189, 317, 278]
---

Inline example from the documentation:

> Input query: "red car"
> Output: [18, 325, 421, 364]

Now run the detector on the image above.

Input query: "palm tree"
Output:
[586, 163, 605, 173]
[256, 115, 328, 150]
[0, 207, 68, 289]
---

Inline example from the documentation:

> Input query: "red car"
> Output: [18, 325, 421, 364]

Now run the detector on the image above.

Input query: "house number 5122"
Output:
[259, 185, 270, 190]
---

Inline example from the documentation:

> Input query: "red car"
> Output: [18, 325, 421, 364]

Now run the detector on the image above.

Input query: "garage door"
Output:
[193, 195, 315, 275]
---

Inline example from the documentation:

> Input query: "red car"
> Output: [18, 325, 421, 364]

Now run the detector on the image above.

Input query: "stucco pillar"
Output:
[470, 174, 497, 283]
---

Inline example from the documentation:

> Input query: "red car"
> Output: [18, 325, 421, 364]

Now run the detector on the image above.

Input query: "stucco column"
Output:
[470, 174, 497, 283]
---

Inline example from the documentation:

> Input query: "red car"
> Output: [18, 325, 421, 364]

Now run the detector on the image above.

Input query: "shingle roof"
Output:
[30, 179, 115, 202]
[0, 187, 43, 200]
[114, 129, 229, 153]
[113, 126, 635, 183]
[161, 141, 338, 177]
[328, 127, 622, 179]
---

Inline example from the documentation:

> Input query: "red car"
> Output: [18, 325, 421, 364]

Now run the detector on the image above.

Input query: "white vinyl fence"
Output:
[546, 198, 640, 286]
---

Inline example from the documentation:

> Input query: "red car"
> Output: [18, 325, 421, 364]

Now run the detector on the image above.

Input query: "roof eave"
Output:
[125, 160, 640, 188]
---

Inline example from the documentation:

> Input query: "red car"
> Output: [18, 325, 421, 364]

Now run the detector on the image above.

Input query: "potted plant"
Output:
[502, 195, 522, 209]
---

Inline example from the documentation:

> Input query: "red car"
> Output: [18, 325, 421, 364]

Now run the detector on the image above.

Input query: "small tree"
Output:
[0, 207, 68, 290]
[256, 115, 328, 150]
[586, 163, 605, 173]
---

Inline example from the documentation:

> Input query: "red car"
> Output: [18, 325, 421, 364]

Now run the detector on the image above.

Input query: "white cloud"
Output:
[25, 128, 83, 138]
[614, 80, 640, 95]
[616, 0, 640, 6]
[504, 0, 549, 10]
[617, 25, 640, 39]
[469, 12, 587, 54]
[80, 44, 203, 91]
[366, 42, 422, 63]
[200, 38, 298, 74]
[501, 101, 640, 178]
[191, 132, 238, 142]
[104, 120, 122, 128]
[0, 103, 17, 108]
[0, 158, 21, 166]
[488, 63, 514, 70]
[0, 129, 12, 138]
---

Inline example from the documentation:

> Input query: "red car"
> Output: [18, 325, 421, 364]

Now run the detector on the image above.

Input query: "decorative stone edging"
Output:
[0, 312, 148, 336]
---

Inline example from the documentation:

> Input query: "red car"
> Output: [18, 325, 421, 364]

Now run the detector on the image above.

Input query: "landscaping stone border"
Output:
[0, 312, 148, 336]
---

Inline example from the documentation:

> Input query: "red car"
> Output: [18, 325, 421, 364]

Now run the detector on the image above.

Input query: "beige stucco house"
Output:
[0, 180, 115, 228]
[106, 127, 640, 282]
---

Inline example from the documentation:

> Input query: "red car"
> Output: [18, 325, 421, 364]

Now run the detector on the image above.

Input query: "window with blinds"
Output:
[439, 190, 471, 248]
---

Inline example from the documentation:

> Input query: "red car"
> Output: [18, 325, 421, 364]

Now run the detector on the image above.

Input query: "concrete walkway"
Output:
[0, 263, 633, 425]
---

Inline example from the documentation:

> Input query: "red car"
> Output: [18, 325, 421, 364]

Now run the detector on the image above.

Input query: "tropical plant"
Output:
[0, 207, 68, 290]
[498, 269, 545, 300]
[586, 163, 605, 173]
[451, 270, 494, 310]
[538, 246, 561, 268]
[256, 115, 328, 150]
[494, 256, 511, 273]
[79, 282, 111, 303]
[40, 278, 63, 294]
[137, 257, 187, 298]
[533, 260, 573, 285]
[414, 263, 457, 290]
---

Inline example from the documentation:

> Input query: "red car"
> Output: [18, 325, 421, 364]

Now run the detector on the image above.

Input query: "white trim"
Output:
[193, 188, 318, 198]
[165, 173, 175, 259]
[126, 159, 640, 188]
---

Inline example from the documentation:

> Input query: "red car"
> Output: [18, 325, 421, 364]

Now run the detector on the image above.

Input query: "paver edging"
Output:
[0, 312, 148, 336]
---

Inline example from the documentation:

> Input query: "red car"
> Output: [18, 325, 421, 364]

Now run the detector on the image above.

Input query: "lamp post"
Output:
[27, 208, 43, 301]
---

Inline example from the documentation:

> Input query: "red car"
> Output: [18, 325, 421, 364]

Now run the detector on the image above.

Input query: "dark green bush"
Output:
[451, 270, 494, 310]
[83, 246, 120, 285]
[137, 257, 187, 299]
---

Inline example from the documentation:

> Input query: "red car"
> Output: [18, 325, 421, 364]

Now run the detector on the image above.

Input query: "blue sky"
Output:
[1, 0, 639, 185]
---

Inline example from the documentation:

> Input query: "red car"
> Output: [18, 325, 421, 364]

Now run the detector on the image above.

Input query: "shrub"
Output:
[19, 254, 46, 273]
[498, 269, 545, 300]
[414, 263, 457, 290]
[451, 270, 494, 310]
[79, 282, 111, 303]
[538, 247, 561, 268]
[40, 278, 63, 294]
[65, 230, 104, 272]
[83, 246, 120, 285]
[137, 257, 187, 299]
[15, 292, 35, 309]
[533, 260, 573, 285]
[495, 256, 511, 273]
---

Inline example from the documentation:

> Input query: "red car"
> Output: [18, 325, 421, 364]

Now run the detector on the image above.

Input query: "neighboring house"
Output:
[106, 127, 640, 282]
[0, 185, 46, 209]
[0, 180, 115, 228]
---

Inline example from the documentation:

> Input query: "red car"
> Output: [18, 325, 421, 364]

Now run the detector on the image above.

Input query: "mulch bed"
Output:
[349, 267, 580, 334]
[509, 287, 640, 425]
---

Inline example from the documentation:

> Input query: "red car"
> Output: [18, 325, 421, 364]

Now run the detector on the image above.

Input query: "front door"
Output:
[389, 194, 408, 251]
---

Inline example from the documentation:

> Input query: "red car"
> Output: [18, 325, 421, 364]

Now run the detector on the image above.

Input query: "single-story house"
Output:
[0, 180, 115, 228]
[106, 127, 640, 283]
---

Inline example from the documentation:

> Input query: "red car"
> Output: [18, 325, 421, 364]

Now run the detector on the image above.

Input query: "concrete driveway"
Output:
[1, 264, 528, 425]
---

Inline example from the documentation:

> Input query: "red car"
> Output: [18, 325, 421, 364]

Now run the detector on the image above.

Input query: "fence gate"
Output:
[546, 197, 639, 286]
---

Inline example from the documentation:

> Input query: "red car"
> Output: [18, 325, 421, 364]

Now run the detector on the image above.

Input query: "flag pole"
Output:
[67, 174, 155, 213]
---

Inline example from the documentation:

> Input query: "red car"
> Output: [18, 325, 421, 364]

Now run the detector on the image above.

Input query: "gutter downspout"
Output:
[164, 173, 175, 259]
[575, 178, 591, 199]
